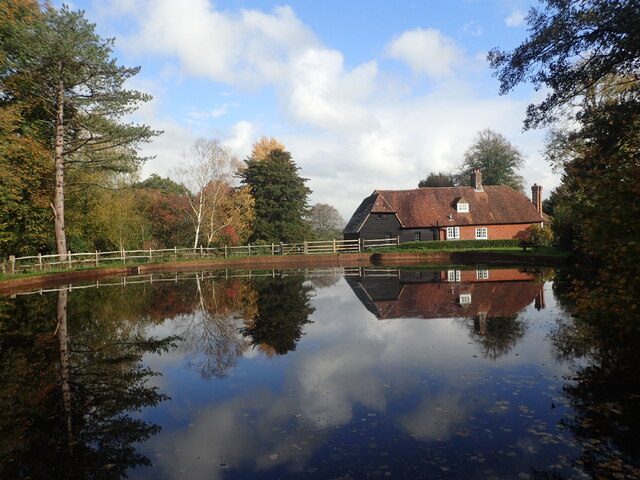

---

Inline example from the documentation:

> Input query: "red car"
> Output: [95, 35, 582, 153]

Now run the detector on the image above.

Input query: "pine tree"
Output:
[1, 5, 158, 258]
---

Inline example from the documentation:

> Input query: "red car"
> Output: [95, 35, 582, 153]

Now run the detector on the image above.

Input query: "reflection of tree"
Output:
[543, 272, 640, 480]
[241, 275, 315, 356]
[463, 313, 527, 360]
[0, 287, 176, 479]
[176, 275, 254, 379]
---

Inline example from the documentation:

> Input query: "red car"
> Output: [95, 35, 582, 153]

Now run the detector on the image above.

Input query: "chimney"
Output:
[531, 183, 542, 213]
[471, 170, 483, 191]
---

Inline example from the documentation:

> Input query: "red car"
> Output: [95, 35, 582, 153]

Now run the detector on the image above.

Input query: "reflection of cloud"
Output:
[397, 390, 475, 441]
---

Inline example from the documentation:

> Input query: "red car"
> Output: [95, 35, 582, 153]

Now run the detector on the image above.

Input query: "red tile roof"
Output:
[345, 186, 543, 233]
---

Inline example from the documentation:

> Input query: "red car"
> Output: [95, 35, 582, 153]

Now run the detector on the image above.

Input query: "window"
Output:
[447, 270, 461, 282]
[459, 294, 472, 304]
[457, 202, 469, 213]
[476, 269, 489, 280]
[446, 227, 460, 240]
[475, 227, 488, 240]
[414, 231, 421, 241]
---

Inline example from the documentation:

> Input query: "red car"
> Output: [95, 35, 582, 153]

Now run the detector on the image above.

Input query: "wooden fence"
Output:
[2, 236, 400, 275]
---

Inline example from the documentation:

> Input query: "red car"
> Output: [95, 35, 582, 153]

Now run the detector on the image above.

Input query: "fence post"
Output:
[174, 246, 177, 260]
[271, 243, 274, 255]
[248, 243, 251, 255]
[280, 242, 284, 255]
[9, 255, 15, 275]
[149, 248, 152, 261]
[359, 238, 363, 253]
[200, 245, 203, 258]
[333, 239, 336, 254]
[95, 251, 99, 267]
[38, 253, 43, 271]
[224, 245, 228, 258]
[122, 248, 126, 263]
[303, 241, 308, 255]
[397, 235, 400, 246]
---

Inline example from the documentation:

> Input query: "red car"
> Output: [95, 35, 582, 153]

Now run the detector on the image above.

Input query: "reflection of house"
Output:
[345, 268, 544, 321]
[343, 171, 544, 243]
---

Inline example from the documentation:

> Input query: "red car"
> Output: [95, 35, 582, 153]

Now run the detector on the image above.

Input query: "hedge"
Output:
[396, 239, 521, 250]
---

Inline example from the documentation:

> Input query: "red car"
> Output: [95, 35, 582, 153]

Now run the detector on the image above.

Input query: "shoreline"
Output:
[0, 251, 566, 296]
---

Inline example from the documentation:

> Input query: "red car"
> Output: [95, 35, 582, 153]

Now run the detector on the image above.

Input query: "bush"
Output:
[397, 239, 521, 250]
[525, 224, 554, 246]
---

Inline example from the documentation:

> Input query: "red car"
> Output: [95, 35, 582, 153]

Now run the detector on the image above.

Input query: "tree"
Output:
[249, 136, 286, 162]
[418, 171, 456, 188]
[134, 174, 189, 196]
[488, 0, 640, 129]
[1, 5, 157, 258]
[457, 129, 525, 192]
[239, 144, 312, 243]
[172, 138, 240, 249]
[307, 203, 344, 240]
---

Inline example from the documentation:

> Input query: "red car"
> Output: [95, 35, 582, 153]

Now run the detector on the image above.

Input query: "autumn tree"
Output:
[1, 5, 157, 259]
[239, 144, 312, 243]
[172, 138, 240, 249]
[307, 203, 345, 240]
[249, 136, 286, 162]
[456, 129, 525, 192]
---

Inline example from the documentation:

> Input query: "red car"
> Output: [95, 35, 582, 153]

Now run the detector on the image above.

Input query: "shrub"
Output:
[525, 224, 554, 246]
[397, 239, 521, 250]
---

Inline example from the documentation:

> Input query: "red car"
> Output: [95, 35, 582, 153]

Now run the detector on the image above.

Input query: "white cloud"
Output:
[505, 10, 526, 27]
[384, 28, 462, 78]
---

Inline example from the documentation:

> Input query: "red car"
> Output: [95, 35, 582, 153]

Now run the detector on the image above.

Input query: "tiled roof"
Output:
[345, 186, 543, 233]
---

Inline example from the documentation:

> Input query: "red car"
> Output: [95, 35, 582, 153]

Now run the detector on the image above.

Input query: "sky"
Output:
[55, 0, 558, 221]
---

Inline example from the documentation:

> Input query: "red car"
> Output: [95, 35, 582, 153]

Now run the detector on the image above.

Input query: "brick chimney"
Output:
[471, 170, 483, 191]
[531, 183, 542, 213]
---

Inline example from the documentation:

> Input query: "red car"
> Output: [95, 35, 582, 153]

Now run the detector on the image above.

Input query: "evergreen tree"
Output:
[240, 147, 312, 243]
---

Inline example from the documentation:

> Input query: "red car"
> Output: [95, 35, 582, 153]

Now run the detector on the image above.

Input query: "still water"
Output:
[1, 267, 639, 479]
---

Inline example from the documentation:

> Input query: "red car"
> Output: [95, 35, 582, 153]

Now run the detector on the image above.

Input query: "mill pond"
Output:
[2, 266, 639, 479]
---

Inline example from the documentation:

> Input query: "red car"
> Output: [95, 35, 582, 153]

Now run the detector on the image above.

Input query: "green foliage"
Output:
[240, 275, 314, 356]
[525, 224, 554, 246]
[489, 0, 640, 129]
[418, 171, 456, 188]
[240, 148, 312, 243]
[1, 3, 159, 255]
[134, 174, 189, 196]
[398, 239, 521, 250]
[457, 129, 525, 192]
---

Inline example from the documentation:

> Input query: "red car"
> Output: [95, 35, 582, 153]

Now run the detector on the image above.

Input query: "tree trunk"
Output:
[54, 71, 67, 260]
[56, 287, 74, 452]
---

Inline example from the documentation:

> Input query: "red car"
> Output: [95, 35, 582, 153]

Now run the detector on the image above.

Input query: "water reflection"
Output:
[1, 267, 639, 479]
[347, 267, 544, 359]
[0, 286, 176, 479]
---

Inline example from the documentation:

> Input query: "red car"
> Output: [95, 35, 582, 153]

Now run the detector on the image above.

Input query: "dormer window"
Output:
[457, 202, 469, 213]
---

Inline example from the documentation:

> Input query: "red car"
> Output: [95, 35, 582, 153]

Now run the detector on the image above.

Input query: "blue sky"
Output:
[57, 0, 557, 220]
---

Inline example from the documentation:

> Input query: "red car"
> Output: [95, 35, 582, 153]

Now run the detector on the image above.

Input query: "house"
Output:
[343, 170, 545, 243]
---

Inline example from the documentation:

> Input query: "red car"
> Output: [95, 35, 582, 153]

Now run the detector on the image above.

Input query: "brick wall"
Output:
[442, 223, 541, 241]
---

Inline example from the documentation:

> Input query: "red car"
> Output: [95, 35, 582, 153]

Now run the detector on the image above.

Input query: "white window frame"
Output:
[447, 270, 461, 282]
[475, 227, 488, 240]
[476, 269, 489, 280]
[414, 231, 421, 241]
[446, 226, 460, 240]
[459, 293, 472, 304]
[457, 202, 469, 213]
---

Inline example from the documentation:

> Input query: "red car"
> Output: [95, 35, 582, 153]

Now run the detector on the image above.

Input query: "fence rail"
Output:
[2, 236, 400, 275]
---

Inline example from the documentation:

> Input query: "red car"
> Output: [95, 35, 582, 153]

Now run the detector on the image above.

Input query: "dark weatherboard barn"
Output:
[343, 171, 545, 243]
